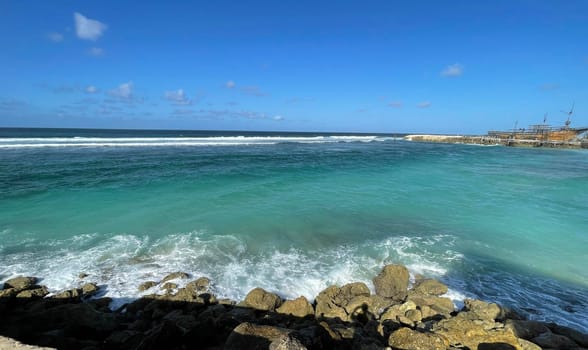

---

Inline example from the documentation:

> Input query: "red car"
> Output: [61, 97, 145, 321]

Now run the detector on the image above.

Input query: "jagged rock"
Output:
[531, 331, 579, 349]
[0, 288, 18, 298]
[432, 312, 523, 350]
[52, 288, 83, 300]
[185, 277, 210, 294]
[161, 271, 189, 283]
[411, 279, 448, 296]
[373, 264, 409, 301]
[464, 298, 505, 320]
[0, 336, 57, 350]
[81, 283, 99, 297]
[4, 276, 38, 291]
[517, 338, 543, 350]
[79, 273, 89, 279]
[408, 295, 455, 317]
[405, 309, 422, 323]
[138, 281, 158, 292]
[160, 282, 178, 291]
[104, 330, 143, 349]
[269, 334, 308, 350]
[276, 296, 314, 318]
[505, 319, 550, 340]
[16, 286, 49, 299]
[224, 322, 295, 350]
[388, 327, 448, 350]
[243, 287, 282, 311]
[315, 282, 371, 321]
[135, 320, 183, 350]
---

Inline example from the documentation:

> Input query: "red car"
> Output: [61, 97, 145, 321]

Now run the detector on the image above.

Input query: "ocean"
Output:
[1, 127, 587, 332]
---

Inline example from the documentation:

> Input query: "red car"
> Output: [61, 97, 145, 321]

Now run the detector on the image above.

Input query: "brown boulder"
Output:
[504, 320, 550, 340]
[388, 327, 448, 350]
[314, 283, 370, 321]
[408, 295, 455, 317]
[276, 296, 314, 318]
[185, 277, 210, 294]
[138, 281, 158, 292]
[373, 264, 409, 301]
[411, 279, 448, 296]
[52, 288, 83, 300]
[4, 276, 37, 291]
[16, 286, 49, 299]
[81, 283, 100, 297]
[269, 334, 308, 350]
[243, 287, 282, 311]
[464, 298, 505, 320]
[0, 288, 18, 298]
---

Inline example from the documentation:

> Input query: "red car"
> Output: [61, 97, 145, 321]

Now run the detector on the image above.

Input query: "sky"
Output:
[0, 1, 587, 134]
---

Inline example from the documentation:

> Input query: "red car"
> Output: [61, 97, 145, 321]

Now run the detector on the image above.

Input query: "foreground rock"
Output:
[1, 265, 587, 350]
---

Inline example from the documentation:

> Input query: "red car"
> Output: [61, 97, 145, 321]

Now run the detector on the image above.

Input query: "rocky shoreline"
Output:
[1, 264, 587, 350]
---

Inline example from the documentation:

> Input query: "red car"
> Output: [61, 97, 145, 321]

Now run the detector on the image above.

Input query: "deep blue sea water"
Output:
[1, 128, 587, 332]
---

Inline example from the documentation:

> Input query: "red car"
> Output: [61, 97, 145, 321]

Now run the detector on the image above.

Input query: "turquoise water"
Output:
[1, 128, 587, 332]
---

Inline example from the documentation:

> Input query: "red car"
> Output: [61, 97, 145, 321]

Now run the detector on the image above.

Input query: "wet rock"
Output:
[161, 271, 189, 283]
[4, 276, 38, 292]
[517, 338, 542, 350]
[78, 273, 89, 279]
[243, 287, 282, 311]
[373, 264, 409, 301]
[411, 279, 448, 296]
[276, 296, 314, 318]
[547, 323, 588, 347]
[138, 281, 158, 292]
[16, 286, 49, 299]
[504, 319, 550, 340]
[531, 331, 579, 349]
[388, 327, 448, 350]
[224, 322, 295, 350]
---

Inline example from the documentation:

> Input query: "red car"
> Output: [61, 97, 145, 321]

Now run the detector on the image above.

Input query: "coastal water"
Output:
[1, 128, 587, 332]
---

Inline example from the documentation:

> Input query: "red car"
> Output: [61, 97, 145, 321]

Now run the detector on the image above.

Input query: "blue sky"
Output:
[0, 1, 587, 133]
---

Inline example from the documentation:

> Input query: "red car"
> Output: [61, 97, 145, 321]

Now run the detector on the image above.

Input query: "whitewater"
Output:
[1, 128, 587, 333]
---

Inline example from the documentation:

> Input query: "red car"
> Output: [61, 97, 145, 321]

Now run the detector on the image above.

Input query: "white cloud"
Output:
[47, 32, 64, 42]
[273, 115, 284, 121]
[85, 85, 98, 93]
[417, 101, 432, 108]
[108, 81, 133, 100]
[87, 47, 104, 56]
[164, 89, 191, 105]
[440, 63, 463, 77]
[74, 12, 107, 41]
[388, 101, 403, 108]
[226, 80, 236, 88]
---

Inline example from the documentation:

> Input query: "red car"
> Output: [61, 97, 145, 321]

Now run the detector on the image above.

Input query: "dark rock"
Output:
[388, 327, 448, 350]
[134, 320, 183, 350]
[243, 287, 282, 311]
[185, 277, 210, 293]
[504, 319, 550, 340]
[224, 322, 295, 350]
[531, 331, 579, 349]
[161, 271, 189, 284]
[547, 323, 588, 347]
[138, 281, 158, 292]
[79, 273, 89, 279]
[373, 264, 409, 301]
[276, 296, 314, 318]
[411, 279, 448, 296]
[4, 276, 38, 292]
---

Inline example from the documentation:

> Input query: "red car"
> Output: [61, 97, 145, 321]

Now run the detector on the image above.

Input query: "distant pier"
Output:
[404, 134, 588, 149]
